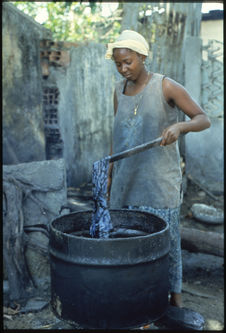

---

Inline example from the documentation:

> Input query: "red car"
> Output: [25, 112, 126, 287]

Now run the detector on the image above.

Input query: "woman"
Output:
[106, 30, 211, 308]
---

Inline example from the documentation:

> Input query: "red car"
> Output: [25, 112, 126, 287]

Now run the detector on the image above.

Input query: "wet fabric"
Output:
[90, 157, 113, 238]
[105, 29, 149, 60]
[127, 205, 182, 293]
[110, 73, 183, 209]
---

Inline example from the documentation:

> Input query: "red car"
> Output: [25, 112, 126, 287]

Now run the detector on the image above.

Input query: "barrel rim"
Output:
[49, 209, 170, 265]
[50, 208, 169, 241]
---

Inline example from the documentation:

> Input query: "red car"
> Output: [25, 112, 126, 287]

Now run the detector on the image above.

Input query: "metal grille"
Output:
[201, 39, 223, 118]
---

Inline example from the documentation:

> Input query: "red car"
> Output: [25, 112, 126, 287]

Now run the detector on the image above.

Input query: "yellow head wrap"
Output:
[105, 30, 149, 60]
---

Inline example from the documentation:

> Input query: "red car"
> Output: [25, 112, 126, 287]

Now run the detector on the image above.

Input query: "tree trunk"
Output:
[180, 226, 224, 257]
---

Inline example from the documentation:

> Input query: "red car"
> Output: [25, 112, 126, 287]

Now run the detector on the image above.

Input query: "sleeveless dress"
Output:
[110, 73, 183, 209]
[110, 73, 183, 293]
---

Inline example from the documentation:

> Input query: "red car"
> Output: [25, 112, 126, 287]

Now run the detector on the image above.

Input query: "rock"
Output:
[197, 191, 206, 198]
[3, 159, 67, 290]
[3, 159, 67, 226]
[20, 298, 49, 314]
[191, 203, 224, 224]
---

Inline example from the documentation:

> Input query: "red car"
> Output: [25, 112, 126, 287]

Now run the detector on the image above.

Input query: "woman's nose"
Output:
[121, 64, 128, 73]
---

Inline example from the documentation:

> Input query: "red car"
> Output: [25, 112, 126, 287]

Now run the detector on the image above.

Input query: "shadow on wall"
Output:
[3, 3, 118, 189]
[3, 3, 51, 165]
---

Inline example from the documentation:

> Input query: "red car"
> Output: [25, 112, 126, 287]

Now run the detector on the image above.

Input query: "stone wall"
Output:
[2, 3, 51, 165]
[184, 36, 223, 194]
[3, 2, 119, 187]
[3, 159, 67, 285]
[3, 159, 67, 226]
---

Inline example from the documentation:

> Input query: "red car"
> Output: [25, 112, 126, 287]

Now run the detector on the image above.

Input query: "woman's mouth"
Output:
[124, 74, 132, 79]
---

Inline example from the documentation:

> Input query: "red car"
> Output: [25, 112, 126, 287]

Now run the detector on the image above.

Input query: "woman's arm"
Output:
[161, 77, 211, 146]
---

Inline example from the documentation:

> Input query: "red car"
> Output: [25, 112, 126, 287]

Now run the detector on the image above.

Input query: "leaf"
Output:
[11, 2, 121, 43]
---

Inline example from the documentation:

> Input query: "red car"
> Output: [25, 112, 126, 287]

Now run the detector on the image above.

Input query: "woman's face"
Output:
[113, 48, 144, 81]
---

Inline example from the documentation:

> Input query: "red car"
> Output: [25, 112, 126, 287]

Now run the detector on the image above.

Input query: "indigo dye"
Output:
[90, 157, 113, 238]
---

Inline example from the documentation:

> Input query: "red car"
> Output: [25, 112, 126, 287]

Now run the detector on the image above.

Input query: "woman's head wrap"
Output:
[105, 30, 149, 60]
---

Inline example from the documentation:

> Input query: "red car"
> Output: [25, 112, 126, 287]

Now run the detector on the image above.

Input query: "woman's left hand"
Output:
[160, 123, 181, 146]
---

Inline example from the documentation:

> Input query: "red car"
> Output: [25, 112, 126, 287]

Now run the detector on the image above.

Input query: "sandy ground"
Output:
[3, 179, 224, 331]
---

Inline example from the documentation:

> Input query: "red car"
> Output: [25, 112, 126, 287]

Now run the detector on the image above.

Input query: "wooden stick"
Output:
[187, 174, 219, 201]
[180, 226, 224, 257]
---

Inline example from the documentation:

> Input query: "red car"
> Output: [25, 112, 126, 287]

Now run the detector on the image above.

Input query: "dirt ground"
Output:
[3, 178, 224, 331]
[176, 177, 224, 331]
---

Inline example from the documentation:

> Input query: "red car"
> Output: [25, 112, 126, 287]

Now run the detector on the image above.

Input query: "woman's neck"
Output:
[131, 69, 150, 87]
[125, 69, 151, 95]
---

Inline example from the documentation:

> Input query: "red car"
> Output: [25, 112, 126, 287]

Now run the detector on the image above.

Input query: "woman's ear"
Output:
[143, 55, 147, 63]
[139, 54, 146, 64]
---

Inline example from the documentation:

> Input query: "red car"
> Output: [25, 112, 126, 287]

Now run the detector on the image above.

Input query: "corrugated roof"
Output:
[202, 10, 223, 21]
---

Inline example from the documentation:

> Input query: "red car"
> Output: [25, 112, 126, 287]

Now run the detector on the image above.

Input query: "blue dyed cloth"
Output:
[127, 205, 182, 294]
[90, 157, 113, 238]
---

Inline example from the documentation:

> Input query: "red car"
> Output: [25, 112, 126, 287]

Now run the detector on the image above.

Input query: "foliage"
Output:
[10, 1, 39, 19]
[10, 1, 122, 43]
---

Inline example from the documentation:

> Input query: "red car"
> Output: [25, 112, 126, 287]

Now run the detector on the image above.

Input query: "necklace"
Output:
[134, 93, 143, 115]
[133, 72, 150, 115]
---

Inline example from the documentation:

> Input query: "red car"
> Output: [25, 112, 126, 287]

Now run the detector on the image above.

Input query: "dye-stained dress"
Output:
[127, 205, 182, 293]
[110, 73, 183, 293]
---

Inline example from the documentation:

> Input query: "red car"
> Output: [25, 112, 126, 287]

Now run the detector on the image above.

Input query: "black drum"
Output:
[49, 209, 170, 329]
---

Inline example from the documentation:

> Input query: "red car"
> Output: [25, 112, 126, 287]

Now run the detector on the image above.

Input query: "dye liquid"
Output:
[90, 157, 113, 238]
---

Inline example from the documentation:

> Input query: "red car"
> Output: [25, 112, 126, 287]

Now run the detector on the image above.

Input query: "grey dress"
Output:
[110, 73, 183, 293]
[110, 73, 183, 210]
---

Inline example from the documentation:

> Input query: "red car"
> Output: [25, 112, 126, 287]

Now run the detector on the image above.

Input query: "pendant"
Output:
[134, 106, 138, 115]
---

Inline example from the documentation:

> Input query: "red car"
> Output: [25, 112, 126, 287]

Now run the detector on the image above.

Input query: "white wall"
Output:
[201, 19, 223, 44]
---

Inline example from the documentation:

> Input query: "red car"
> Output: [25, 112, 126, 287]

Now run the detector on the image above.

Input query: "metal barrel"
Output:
[49, 209, 170, 329]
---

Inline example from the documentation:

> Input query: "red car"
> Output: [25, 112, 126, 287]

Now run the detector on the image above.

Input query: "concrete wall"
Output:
[201, 19, 223, 63]
[2, 3, 51, 165]
[201, 19, 223, 44]
[185, 119, 223, 194]
[36, 37, 120, 187]
[184, 36, 223, 194]
[3, 158, 67, 287]
[54, 43, 119, 186]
